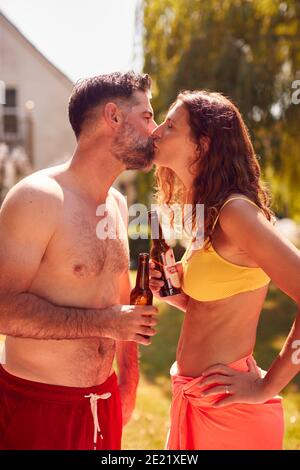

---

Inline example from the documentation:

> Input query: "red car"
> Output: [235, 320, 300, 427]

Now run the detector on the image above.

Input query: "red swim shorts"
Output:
[0, 365, 122, 450]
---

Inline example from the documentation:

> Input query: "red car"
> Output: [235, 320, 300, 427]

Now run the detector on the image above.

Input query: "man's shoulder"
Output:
[109, 187, 127, 204]
[1, 171, 64, 219]
[108, 187, 128, 226]
[7, 170, 63, 200]
[109, 187, 128, 212]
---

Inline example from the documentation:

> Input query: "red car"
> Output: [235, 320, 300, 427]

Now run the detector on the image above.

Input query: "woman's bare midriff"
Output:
[176, 284, 269, 377]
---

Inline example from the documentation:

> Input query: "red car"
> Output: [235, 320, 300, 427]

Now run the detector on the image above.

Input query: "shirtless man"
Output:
[0, 72, 158, 450]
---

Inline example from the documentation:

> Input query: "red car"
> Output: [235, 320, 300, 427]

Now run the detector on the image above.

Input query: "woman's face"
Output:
[152, 101, 197, 170]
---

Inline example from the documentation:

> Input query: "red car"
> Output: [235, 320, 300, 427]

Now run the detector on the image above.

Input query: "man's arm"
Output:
[116, 270, 142, 426]
[0, 178, 157, 344]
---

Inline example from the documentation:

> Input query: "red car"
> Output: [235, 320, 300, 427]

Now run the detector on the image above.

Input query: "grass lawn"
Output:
[122, 282, 300, 450]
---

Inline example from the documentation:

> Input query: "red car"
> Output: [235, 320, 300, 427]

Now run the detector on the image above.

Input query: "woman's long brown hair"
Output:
[155, 90, 274, 248]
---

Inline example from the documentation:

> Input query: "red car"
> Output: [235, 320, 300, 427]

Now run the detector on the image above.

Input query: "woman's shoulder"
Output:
[218, 193, 266, 234]
[221, 193, 257, 207]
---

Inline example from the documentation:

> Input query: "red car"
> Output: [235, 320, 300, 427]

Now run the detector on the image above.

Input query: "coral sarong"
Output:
[166, 355, 284, 450]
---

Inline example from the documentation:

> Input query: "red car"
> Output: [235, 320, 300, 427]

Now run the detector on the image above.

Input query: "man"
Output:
[0, 72, 158, 450]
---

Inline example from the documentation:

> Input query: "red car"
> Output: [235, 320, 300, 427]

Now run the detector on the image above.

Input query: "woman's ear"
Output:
[103, 102, 123, 129]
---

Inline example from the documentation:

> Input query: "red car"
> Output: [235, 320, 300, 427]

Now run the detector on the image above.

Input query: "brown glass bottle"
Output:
[149, 210, 182, 297]
[130, 253, 153, 306]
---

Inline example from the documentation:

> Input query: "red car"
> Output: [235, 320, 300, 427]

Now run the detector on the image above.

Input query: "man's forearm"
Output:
[116, 340, 139, 425]
[0, 291, 114, 340]
[116, 340, 139, 388]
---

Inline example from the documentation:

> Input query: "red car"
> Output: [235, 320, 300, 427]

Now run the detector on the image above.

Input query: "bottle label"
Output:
[134, 295, 148, 305]
[161, 249, 181, 288]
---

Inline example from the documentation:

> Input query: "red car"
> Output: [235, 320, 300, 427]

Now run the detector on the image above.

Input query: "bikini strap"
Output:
[212, 197, 260, 232]
[182, 237, 195, 261]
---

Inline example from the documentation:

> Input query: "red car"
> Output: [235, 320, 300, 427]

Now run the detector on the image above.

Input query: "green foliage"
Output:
[140, 0, 300, 219]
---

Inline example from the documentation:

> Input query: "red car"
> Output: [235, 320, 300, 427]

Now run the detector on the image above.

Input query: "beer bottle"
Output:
[149, 210, 182, 297]
[130, 253, 153, 306]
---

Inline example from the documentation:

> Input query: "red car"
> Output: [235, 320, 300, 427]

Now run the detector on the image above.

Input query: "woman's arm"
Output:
[200, 199, 300, 405]
[149, 260, 189, 312]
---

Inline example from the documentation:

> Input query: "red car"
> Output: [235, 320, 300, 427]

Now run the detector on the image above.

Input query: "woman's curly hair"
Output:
[155, 90, 274, 248]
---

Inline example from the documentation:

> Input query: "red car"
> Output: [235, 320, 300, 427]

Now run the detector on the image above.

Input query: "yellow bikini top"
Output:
[181, 196, 271, 301]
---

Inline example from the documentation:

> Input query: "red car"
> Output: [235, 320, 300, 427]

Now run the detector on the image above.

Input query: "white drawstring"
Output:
[84, 392, 111, 450]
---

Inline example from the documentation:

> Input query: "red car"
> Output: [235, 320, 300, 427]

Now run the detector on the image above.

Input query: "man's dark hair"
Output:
[68, 71, 151, 138]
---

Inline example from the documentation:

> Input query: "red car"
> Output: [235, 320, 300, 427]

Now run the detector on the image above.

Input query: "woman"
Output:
[149, 90, 300, 450]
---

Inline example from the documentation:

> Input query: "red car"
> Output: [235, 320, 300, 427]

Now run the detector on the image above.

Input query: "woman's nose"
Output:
[152, 124, 162, 138]
[149, 120, 158, 133]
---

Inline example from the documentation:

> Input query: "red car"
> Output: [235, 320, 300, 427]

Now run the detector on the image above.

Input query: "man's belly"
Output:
[10, 268, 124, 387]
[3, 336, 116, 387]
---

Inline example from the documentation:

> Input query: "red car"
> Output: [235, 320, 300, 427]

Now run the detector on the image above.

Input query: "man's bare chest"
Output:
[41, 199, 129, 281]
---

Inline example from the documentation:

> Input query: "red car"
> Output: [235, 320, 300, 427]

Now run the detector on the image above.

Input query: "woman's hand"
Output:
[198, 357, 271, 407]
[149, 259, 189, 312]
[149, 259, 165, 299]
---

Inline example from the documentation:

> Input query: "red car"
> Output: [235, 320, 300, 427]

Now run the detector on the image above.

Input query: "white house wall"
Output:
[0, 13, 76, 169]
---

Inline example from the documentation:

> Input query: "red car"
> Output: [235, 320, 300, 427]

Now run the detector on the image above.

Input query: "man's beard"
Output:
[111, 121, 154, 170]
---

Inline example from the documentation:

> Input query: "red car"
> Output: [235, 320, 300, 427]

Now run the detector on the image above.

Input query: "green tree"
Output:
[140, 0, 300, 219]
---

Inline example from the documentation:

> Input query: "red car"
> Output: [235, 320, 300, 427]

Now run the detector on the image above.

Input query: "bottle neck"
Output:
[136, 258, 150, 290]
[149, 212, 169, 249]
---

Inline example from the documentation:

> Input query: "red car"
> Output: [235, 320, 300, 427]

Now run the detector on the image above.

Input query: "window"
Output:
[0, 87, 19, 137]
[3, 115, 18, 133]
[4, 89, 17, 108]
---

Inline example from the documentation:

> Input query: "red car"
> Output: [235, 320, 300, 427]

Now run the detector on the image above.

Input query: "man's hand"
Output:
[104, 305, 158, 345]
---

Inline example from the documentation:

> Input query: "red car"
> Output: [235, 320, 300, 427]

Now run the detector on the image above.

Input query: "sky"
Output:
[0, 0, 141, 82]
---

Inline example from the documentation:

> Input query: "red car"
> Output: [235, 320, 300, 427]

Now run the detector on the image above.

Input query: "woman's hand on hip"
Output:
[198, 357, 271, 407]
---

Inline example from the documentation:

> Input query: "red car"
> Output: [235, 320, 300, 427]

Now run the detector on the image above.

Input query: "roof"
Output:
[0, 10, 74, 88]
